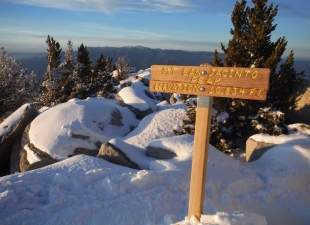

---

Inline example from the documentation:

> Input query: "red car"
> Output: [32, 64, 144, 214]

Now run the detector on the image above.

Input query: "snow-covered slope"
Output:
[0, 69, 310, 225]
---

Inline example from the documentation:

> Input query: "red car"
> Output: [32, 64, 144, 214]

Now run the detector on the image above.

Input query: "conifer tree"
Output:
[72, 43, 92, 99]
[213, 0, 303, 107]
[0, 47, 39, 118]
[45, 35, 62, 80]
[180, 0, 303, 154]
[105, 57, 114, 72]
[92, 54, 114, 98]
[40, 35, 62, 106]
[209, 0, 304, 151]
[94, 54, 107, 74]
[57, 40, 77, 102]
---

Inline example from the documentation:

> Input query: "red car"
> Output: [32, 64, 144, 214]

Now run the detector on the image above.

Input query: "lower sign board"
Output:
[150, 65, 270, 100]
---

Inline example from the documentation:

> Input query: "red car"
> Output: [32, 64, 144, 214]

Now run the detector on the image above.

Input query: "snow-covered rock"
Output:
[135, 69, 151, 86]
[25, 158, 58, 172]
[115, 108, 187, 149]
[0, 104, 39, 176]
[146, 134, 194, 159]
[97, 142, 140, 170]
[26, 98, 139, 159]
[246, 137, 276, 162]
[116, 80, 159, 119]
[146, 146, 177, 159]
[246, 125, 310, 162]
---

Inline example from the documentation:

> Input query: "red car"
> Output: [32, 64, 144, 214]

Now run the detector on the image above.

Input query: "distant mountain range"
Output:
[12, 46, 310, 80]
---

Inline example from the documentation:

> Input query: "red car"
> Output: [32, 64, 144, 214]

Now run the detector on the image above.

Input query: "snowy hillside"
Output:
[0, 69, 310, 225]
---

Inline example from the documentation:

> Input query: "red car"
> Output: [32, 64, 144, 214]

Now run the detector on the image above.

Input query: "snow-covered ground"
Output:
[0, 69, 310, 225]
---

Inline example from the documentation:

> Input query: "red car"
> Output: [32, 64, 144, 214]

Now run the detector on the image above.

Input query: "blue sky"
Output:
[0, 0, 309, 59]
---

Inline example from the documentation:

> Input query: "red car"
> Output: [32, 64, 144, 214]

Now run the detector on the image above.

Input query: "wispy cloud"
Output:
[264, 1, 310, 21]
[6, 0, 195, 13]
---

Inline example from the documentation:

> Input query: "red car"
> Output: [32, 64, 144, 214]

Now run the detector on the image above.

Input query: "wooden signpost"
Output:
[150, 64, 270, 220]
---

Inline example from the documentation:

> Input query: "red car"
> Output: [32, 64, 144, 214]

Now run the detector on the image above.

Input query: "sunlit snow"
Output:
[0, 69, 310, 225]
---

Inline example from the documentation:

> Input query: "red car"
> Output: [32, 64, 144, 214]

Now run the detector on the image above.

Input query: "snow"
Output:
[250, 123, 310, 144]
[178, 212, 267, 225]
[23, 144, 41, 164]
[115, 108, 187, 148]
[118, 79, 158, 111]
[0, 103, 31, 138]
[136, 68, 151, 80]
[29, 98, 139, 158]
[148, 134, 194, 158]
[1, 73, 310, 224]
[2, 130, 309, 224]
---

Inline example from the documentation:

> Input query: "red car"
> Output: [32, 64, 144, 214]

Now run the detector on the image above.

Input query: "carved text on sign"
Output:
[150, 65, 270, 100]
[153, 83, 264, 98]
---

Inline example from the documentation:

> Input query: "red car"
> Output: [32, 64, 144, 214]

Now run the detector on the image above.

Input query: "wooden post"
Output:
[149, 64, 270, 221]
[188, 96, 213, 220]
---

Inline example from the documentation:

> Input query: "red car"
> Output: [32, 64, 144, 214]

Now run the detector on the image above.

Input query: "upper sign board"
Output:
[150, 65, 270, 100]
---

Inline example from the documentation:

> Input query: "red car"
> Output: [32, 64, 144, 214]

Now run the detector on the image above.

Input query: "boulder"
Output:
[25, 158, 59, 172]
[146, 146, 177, 159]
[97, 142, 140, 170]
[20, 148, 30, 172]
[68, 142, 101, 157]
[283, 78, 310, 125]
[135, 69, 151, 87]
[0, 104, 39, 176]
[135, 76, 149, 86]
[22, 124, 53, 160]
[115, 84, 158, 119]
[246, 137, 276, 162]
[10, 135, 22, 174]
[126, 105, 155, 120]
[25, 98, 139, 159]
[170, 94, 177, 104]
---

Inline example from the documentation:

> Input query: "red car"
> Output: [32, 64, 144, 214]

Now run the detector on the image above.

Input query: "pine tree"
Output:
[0, 47, 39, 118]
[179, 0, 303, 154]
[45, 35, 62, 80]
[57, 40, 77, 102]
[213, 0, 303, 107]
[105, 57, 114, 72]
[94, 54, 107, 74]
[92, 54, 114, 98]
[209, 0, 304, 152]
[40, 35, 62, 106]
[72, 43, 92, 99]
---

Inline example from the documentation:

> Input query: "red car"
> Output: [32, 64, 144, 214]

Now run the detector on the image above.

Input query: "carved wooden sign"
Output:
[150, 64, 270, 221]
[150, 65, 270, 100]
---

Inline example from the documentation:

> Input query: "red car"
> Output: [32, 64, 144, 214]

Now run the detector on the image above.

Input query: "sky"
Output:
[0, 0, 309, 59]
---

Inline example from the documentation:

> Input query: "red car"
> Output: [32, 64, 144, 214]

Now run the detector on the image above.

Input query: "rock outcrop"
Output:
[146, 146, 177, 159]
[135, 75, 149, 86]
[25, 158, 59, 172]
[246, 137, 276, 162]
[283, 78, 310, 125]
[0, 104, 39, 176]
[25, 98, 139, 160]
[97, 142, 140, 170]
[115, 83, 158, 119]
[10, 136, 23, 174]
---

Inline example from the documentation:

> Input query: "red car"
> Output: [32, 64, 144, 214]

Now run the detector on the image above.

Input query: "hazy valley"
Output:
[12, 46, 310, 80]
